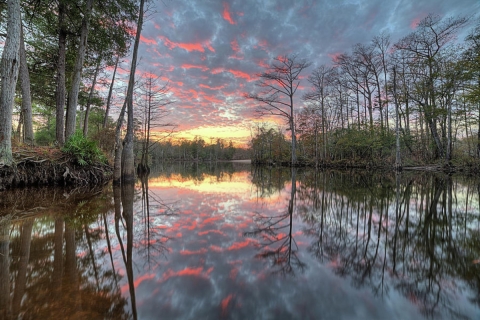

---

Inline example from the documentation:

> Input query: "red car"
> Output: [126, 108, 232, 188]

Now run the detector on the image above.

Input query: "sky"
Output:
[124, 0, 480, 146]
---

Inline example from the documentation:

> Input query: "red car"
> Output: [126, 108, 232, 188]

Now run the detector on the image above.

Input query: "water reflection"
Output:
[246, 168, 306, 275]
[0, 166, 479, 319]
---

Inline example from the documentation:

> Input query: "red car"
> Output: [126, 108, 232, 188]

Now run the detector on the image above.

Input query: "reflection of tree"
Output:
[4, 186, 130, 319]
[250, 166, 290, 199]
[138, 174, 175, 267]
[119, 182, 138, 320]
[297, 170, 480, 319]
[0, 215, 11, 319]
[246, 168, 306, 276]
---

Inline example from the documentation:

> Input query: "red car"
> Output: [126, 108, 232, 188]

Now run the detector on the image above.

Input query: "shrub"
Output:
[62, 131, 108, 165]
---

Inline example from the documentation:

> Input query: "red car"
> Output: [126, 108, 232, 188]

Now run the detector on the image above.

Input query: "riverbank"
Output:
[0, 146, 112, 190]
[251, 158, 480, 175]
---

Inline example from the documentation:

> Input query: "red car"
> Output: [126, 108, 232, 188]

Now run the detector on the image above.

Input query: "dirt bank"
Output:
[0, 146, 112, 190]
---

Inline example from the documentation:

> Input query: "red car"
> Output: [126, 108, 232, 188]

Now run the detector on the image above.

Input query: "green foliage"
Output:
[34, 117, 56, 145]
[62, 131, 107, 165]
[332, 128, 396, 161]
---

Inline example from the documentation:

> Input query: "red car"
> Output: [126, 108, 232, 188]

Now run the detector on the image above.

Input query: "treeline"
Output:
[146, 137, 250, 163]
[249, 15, 480, 169]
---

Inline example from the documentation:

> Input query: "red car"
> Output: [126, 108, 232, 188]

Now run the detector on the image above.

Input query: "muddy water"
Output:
[1, 163, 479, 319]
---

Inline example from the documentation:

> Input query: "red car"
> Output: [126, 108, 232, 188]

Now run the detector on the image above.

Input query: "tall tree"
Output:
[462, 21, 480, 158]
[18, 23, 34, 145]
[247, 54, 311, 165]
[137, 74, 174, 171]
[103, 55, 120, 128]
[0, 0, 21, 166]
[304, 65, 336, 163]
[83, 57, 101, 136]
[65, 0, 95, 140]
[394, 14, 468, 159]
[55, 0, 67, 145]
[121, 0, 146, 182]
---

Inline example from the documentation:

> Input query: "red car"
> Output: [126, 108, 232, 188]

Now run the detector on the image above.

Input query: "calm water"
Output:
[1, 162, 480, 319]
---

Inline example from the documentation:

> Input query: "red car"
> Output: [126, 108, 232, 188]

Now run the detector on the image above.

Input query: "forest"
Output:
[1, 0, 480, 187]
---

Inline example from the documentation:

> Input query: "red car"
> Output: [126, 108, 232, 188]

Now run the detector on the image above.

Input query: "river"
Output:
[1, 162, 479, 319]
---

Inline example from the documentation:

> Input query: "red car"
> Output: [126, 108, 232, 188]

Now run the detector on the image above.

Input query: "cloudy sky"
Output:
[126, 0, 480, 146]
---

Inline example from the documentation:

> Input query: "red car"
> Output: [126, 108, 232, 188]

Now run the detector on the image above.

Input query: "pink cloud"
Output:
[228, 69, 253, 81]
[231, 38, 240, 53]
[181, 64, 209, 72]
[160, 36, 215, 53]
[199, 84, 226, 90]
[222, 2, 236, 24]
[140, 35, 157, 45]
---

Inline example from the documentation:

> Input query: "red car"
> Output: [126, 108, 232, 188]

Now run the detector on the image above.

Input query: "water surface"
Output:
[1, 163, 479, 319]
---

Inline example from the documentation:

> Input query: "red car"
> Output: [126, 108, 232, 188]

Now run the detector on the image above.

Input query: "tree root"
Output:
[0, 156, 113, 190]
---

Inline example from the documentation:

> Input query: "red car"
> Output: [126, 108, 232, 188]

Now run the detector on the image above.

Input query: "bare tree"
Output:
[103, 55, 120, 128]
[137, 74, 175, 172]
[121, 0, 146, 182]
[304, 65, 336, 164]
[246, 54, 311, 165]
[394, 14, 468, 159]
[83, 56, 101, 137]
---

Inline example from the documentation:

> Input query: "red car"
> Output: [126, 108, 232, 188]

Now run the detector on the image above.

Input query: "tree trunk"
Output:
[65, 0, 94, 140]
[103, 55, 119, 128]
[290, 95, 297, 165]
[0, 0, 21, 166]
[122, 0, 145, 182]
[83, 59, 101, 137]
[0, 217, 11, 319]
[19, 24, 34, 145]
[113, 101, 127, 185]
[12, 219, 33, 318]
[393, 66, 401, 169]
[55, 0, 66, 146]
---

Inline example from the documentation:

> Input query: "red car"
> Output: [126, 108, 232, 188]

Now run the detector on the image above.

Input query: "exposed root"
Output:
[0, 148, 113, 190]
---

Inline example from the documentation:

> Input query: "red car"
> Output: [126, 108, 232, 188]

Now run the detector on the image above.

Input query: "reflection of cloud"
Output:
[149, 172, 253, 196]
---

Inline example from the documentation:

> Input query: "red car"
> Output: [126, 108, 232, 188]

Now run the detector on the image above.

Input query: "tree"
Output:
[121, 0, 146, 182]
[55, 0, 68, 145]
[137, 74, 174, 171]
[0, 0, 21, 166]
[247, 54, 311, 165]
[462, 21, 480, 158]
[65, 0, 94, 140]
[18, 23, 34, 145]
[394, 14, 468, 159]
[303, 65, 336, 164]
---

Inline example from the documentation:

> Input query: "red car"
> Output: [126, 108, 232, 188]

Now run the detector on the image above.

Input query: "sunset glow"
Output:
[126, 0, 479, 146]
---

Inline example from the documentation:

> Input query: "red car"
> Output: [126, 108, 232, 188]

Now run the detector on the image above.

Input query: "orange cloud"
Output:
[228, 69, 253, 81]
[221, 294, 234, 317]
[231, 38, 240, 53]
[201, 93, 223, 104]
[198, 229, 226, 236]
[140, 35, 157, 45]
[160, 36, 215, 53]
[222, 2, 236, 25]
[199, 84, 226, 90]
[181, 64, 209, 72]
